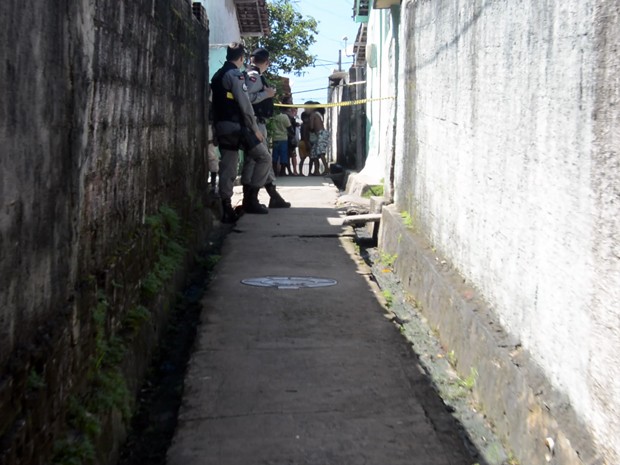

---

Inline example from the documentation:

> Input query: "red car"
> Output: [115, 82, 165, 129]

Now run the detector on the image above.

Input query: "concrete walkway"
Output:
[167, 176, 476, 465]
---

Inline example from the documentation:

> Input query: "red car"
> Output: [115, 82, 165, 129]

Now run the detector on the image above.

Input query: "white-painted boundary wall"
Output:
[361, 10, 397, 197]
[381, 1, 620, 462]
[203, 0, 240, 46]
[203, 0, 241, 79]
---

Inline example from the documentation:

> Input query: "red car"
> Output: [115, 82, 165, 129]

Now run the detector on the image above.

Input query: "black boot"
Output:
[242, 184, 250, 211]
[209, 172, 219, 197]
[221, 199, 239, 224]
[244, 187, 268, 214]
[265, 183, 291, 208]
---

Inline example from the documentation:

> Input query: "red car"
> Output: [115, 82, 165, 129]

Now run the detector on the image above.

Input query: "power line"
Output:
[289, 80, 367, 96]
[291, 86, 330, 95]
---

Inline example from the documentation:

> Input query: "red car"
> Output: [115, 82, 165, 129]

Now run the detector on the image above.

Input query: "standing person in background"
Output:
[207, 85, 219, 196]
[244, 48, 291, 208]
[309, 104, 329, 176]
[297, 110, 312, 176]
[285, 107, 300, 176]
[270, 109, 291, 176]
[211, 42, 271, 222]
[207, 123, 219, 196]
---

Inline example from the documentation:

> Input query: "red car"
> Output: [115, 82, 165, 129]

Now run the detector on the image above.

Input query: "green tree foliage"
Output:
[246, 0, 318, 76]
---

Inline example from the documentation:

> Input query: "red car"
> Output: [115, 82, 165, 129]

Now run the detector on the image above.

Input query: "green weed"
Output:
[67, 396, 102, 439]
[27, 370, 46, 391]
[458, 367, 478, 391]
[206, 254, 221, 270]
[379, 251, 397, 268]
[52, 436, 95, 465]
[400, 211, 413, 228]
[142, 205, 187, 298]
[362, 184, 384, 198]
[123, 306, 151, 334]
[383, 289, 393, 307]
[447, 350, 457, 367]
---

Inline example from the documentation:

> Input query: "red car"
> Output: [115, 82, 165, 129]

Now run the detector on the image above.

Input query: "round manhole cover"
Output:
[241, 276, 338, 289]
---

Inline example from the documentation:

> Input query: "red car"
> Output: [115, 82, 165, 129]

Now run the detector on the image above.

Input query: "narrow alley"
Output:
[165, 177, 480, 465]
[2, 1, 618, 465]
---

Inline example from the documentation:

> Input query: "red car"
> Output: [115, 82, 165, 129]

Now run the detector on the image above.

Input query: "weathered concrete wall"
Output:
[386, 0, 620, 463]
[0, 0, 211, 463]
[203, 0, 240, 46]
[361, 8, 399, 199]
[203, 0, 241, 79]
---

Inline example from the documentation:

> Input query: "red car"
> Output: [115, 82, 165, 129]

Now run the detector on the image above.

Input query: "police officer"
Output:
[211, 42, 271, 223]
[243, 48, 291, 209]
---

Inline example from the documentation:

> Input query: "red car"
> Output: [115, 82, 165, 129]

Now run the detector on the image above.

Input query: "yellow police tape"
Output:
[274, 96, 395, 109]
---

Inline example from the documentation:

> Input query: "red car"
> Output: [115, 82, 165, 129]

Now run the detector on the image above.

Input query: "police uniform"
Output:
[243, 65, 276, 185]
[243, 64, 291, 208]
[211, 61, 271, 217]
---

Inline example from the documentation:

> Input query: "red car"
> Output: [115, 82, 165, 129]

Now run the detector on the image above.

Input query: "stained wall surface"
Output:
[390, 1, 620, 462]
[0, 0, 210, 462]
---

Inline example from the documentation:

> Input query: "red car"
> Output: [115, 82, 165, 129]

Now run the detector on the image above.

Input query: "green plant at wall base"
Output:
[207, 255, 221, 269]
[67, 396, 102, 439]
[447, 350, 457, 367]
[27, 369, 46, 391]
[55, 204, 190, 464]
[102, 335, 126, 367]
[400, 211, 413, 228]
[92, 294, 109, 366]
[458, 367, 478, 391]
[142, 271, 161, 298]
[52, 436, 96, 465]
[142, 205, 187, 298]
[146, 205, 181, 244]
[362, 185, 384, 198]
[379, 251, 398, 268]
[53, 292, 132, 465]
[55, 204, 191, 464]
[123, 305, 151, 334]
[88, 292, 131, 416]
[90, 368, 131, 420]
[52, 395, 100, 465]
[383, 289, 393, 307]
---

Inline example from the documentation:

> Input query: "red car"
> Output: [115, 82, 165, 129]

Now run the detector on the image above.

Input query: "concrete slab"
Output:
[167, 176, 478, 465]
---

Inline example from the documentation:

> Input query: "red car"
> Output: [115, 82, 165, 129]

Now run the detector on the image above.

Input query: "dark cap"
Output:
[250, 48, 270, 61]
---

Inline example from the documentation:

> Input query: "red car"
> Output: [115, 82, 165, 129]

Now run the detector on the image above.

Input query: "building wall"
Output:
[388, 0, 620, 462]
[203, 0, 242, 78]
[0, 1, 211, 463]
[203, 0, 240, 46]
[362, 8, 399, 199]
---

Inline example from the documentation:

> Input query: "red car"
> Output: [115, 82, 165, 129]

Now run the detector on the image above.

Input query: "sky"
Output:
[283, 1, 361, 103]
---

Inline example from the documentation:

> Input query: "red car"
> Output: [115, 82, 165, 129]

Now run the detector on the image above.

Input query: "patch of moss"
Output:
[362, 184, 384, 198]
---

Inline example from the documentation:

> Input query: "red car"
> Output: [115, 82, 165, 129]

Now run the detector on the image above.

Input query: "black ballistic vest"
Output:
[211, 62, 241, 123]
[252, 73, 274, 120]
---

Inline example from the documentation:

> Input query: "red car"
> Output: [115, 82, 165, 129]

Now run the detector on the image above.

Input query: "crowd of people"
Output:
[208, 42, 331, 224]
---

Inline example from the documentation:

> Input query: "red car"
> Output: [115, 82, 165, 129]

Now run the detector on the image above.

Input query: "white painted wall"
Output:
[202, 0, 241, 78]
[388, 0, 620, 462]
[203, 0, 240, 45]
[360, 9, 397, 196]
